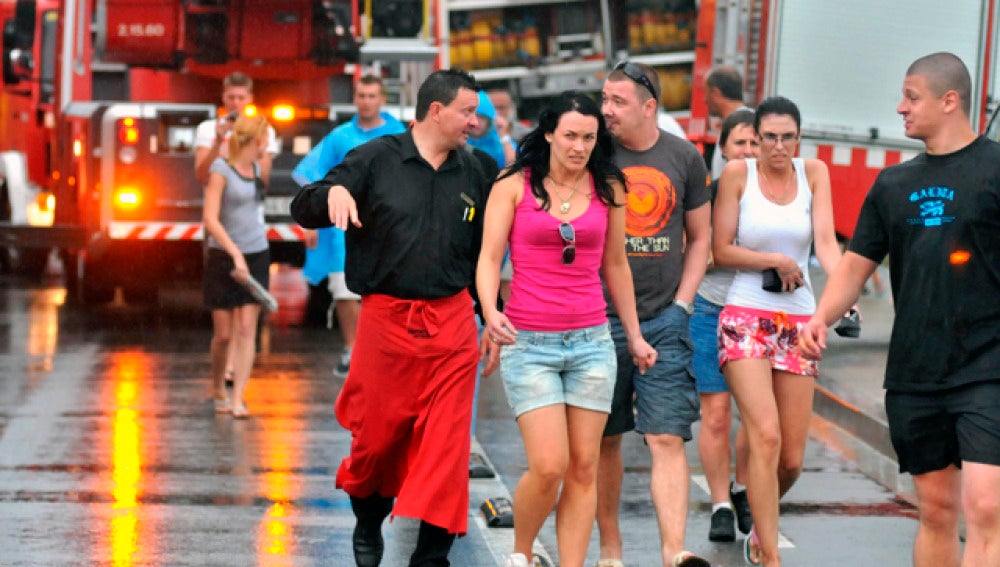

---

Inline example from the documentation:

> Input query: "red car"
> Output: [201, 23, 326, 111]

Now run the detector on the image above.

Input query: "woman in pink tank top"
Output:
[476, 92, 657, 567]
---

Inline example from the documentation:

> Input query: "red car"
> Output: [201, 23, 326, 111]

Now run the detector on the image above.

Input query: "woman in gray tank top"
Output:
[202, 114, 271, 419]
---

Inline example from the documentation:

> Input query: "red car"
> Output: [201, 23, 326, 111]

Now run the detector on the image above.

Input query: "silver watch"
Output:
[674, 298, 694, 316]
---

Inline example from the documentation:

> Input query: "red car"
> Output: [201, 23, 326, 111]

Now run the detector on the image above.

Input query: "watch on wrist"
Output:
[674, 298, 694, 315]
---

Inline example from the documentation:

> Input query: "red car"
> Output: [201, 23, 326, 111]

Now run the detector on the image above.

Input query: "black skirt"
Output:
[203, 247, 271, 310]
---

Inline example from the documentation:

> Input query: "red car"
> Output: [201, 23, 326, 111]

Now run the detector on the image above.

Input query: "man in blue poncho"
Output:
[293, 76, 406, 377]
[467, 90, 515, 169]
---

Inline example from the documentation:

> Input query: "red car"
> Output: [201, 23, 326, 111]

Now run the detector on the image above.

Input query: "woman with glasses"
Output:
[476, 91, 656, 567]
[712, 96, 843, 566]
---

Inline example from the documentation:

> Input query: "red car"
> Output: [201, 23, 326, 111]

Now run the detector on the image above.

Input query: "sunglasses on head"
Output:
[559, 222, 576, 265]
[614, 61, 658, 101]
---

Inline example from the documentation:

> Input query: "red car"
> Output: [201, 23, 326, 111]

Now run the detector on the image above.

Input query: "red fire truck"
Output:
[0, 0, 361, 303]
[687, 0, 1000, 239]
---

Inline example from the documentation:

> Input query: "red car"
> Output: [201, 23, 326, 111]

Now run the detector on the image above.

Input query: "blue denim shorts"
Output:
[499, 323, 616, 418]
[690, 295, 728, 393]
[605, 303, 700, 439]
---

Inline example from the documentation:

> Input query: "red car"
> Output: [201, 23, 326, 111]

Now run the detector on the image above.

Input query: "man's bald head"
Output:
[906, 52, 972, 116]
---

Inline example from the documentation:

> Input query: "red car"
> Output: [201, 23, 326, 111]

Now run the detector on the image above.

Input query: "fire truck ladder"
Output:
[712, 0, 760, 104]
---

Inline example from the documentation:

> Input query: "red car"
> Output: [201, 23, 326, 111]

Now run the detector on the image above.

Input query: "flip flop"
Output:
[743, 527, 762, 565]
[672, 551, 710, 567]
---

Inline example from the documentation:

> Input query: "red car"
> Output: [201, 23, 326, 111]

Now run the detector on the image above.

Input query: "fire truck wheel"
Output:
[4, 247, 49, 276]
[122, 284, 158, 305]
[80, 281, 115, 305]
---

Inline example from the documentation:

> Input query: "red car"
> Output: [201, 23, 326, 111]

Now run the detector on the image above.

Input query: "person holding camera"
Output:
[711, 97, 842, 566]
[194, 72, 279, 184]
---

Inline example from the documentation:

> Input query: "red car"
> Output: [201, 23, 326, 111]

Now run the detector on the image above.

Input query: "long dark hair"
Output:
[499, 91, 625, 210]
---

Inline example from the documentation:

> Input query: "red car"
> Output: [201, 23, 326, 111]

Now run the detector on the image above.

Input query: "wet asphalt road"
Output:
[0, 274, 919, 566]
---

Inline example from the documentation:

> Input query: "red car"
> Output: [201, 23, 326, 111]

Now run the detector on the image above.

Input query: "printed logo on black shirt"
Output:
[906, 185, 956, 227]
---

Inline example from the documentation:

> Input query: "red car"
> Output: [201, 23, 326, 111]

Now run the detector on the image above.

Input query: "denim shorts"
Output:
[605, 303, 701, 439]
[690, 295, 728, 393]
[499, 323, 616, 418]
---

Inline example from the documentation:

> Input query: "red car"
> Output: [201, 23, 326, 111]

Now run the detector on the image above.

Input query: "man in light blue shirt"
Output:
[293, 76, 405, 377]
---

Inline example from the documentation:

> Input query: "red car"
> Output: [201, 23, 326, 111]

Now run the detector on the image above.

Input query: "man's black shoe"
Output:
[350, 494, 393, 567]
[730, 483, 753, 535]
[352, 521, 384, 567]
[709, 507, 736, 542]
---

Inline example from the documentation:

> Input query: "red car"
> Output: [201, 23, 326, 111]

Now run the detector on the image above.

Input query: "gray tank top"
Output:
[206, 157, 269, 254]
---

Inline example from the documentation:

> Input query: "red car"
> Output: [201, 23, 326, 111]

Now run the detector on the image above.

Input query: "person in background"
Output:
[194, 71, 280, 385]
[705, 66, 751, 179]
[467, 90, 510, 169]
[488, 86, 532, 143]
[290, 68, 497, 567]
[801, 52, 1000, 567]
[713, 96, 842, 566]
[477, 90, 656, 567]
[202, 114, 272, 419]
[597, 61, 712, 567]
[692, 109, 757, 543]
[293, 75, 406, 378]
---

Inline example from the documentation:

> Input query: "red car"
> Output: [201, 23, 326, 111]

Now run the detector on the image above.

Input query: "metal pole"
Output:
[599, 0, 615, 68]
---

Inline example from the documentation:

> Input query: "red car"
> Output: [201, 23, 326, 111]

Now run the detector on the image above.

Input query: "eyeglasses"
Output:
[559, 222, 576, 265]
[759, 132, 799, 146]
[614, 61, 658, 101]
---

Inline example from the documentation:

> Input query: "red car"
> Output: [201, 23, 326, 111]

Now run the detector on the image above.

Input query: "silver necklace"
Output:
[758, 164, 795, 204]
[547, 174, 584, 214]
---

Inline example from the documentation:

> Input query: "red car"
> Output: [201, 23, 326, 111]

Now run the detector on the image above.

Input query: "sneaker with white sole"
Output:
[731, 482, 753, 535]
[333, 349, 351, 377]
[505, 553, 530, 567]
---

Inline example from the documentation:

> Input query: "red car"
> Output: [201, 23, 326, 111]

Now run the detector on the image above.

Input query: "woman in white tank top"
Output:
[711, 97, 844, 566]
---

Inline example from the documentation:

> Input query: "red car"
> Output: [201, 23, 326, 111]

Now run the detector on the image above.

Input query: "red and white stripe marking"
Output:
[109, 222, 307, 241]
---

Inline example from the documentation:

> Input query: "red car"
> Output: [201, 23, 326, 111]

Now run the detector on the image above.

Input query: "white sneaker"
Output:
[504, 553, 530, 567]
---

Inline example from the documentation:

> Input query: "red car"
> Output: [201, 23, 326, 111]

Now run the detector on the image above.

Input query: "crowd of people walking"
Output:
[197, 48, 1000, 567]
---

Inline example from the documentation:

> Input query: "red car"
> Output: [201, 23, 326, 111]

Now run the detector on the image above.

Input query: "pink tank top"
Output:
[504, 170, 609, 332]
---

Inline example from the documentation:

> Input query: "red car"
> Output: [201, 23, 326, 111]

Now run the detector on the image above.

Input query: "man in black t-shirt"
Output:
[801, 52, 1000, 566]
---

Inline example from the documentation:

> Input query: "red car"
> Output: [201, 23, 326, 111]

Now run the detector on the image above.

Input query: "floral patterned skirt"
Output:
[718, 305, 818, 377]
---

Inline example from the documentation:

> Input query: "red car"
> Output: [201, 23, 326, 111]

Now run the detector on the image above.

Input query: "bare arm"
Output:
[799, 251, 877, 359]
[195, 119, 230, 183]
[475, 174, 520, 375]
[807, 159, 841, 276]
[677, 201, 710, 303]
[602, 182, 657, 373]
[476, 174, 519, 339]
[195, 143, 222, 184]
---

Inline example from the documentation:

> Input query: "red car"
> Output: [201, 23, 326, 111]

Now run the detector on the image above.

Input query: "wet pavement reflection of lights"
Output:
[254, 382, 303, 564]
[27, 287, 64, 374]
[106, 352, 152, 566]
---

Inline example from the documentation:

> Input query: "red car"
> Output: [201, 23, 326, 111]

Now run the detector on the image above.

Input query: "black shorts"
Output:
[886, 380, 1000, 475]
[203, 247, 271, 310]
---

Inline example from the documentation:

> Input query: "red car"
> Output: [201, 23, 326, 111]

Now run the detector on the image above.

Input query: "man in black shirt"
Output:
[291, 68, 499, 567]
[801, 52, 1000, 566]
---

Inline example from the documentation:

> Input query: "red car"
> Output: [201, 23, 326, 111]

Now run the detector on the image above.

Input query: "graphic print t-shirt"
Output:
[850, 136, 1000, 392]
[606, 130, 710, 320]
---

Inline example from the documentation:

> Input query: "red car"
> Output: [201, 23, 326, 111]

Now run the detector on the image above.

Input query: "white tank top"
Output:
[725, 158, 816, 315]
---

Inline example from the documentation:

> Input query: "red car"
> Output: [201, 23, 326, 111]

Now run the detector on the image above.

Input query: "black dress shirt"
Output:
[291, 131, 491, 300]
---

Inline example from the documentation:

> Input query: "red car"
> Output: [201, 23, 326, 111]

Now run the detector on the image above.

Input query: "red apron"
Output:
[335, 292, 479, 535]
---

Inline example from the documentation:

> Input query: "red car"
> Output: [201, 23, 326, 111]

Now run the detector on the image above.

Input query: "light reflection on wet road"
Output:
[0, 277, 921, 566]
